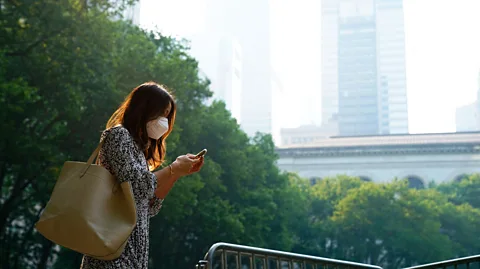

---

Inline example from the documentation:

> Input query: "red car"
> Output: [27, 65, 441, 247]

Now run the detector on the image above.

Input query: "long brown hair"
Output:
[106, 82, 176, 170]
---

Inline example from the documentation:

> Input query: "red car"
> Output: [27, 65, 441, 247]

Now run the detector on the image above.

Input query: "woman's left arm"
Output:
[153, 164, 180, 199]
[148, 164, 178, 217]
[149, 155, 204, 217]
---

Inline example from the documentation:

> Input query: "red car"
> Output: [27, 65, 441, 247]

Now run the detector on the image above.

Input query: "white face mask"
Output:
[146, 117, 169, 140]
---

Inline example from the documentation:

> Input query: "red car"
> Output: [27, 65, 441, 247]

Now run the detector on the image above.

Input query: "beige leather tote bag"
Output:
[35, 140, 137, 260]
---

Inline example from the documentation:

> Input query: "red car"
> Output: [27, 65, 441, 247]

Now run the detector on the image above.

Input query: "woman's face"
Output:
[145, 102, 172, 140]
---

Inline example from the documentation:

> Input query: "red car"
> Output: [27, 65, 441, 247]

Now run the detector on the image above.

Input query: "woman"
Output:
[81, 82, 204, 269]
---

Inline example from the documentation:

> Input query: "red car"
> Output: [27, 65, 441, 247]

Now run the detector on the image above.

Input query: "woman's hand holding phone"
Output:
[185, 149, 207, 174]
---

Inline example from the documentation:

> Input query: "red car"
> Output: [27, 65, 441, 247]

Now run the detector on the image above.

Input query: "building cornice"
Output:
[276, 143, 480, 158]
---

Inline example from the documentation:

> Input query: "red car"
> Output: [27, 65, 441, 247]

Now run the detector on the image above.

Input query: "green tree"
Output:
[297, 177, 480, 269]
[436, 173, 480, 208]
[329, 181, 453, 267]
[0, 0, 208, 267]
[4, 1, 480, 269]
[1, 1, 297, 268]
[435, 174, 480, 256]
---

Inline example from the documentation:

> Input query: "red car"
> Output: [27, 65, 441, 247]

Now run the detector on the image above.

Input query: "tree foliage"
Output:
[1, 1, 480, 269]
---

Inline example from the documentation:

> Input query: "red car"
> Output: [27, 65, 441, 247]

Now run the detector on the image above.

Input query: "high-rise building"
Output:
[456, 103, 478, 132]
[122, 0, 141, 25]
[271, 69, 284, 144]
[476, 70, 480, 131]
[478, 70, 480, 101]
[321, 0, 408, 136]
[111, 0, 141, 25]
[321, 0, 340, 129]
[376, 0, 408, 134]
[456, 70, 480, 132]
[227, 0, 273, 137]
[216, 37, 243, 122]
[189, 0, 273, 137]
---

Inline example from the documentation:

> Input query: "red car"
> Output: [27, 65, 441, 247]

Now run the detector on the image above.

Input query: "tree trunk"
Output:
[37, 239, 54, 269]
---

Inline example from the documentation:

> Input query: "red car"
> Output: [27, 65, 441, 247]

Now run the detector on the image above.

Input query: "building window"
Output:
[358, 176, 372, 182]
[309, 177, 322, 186]
[405, 175, 425, 189]
[234, 68, 241, 79]
[453, 174, 468, 182]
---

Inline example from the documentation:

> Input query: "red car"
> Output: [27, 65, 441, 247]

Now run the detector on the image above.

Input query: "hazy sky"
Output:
[140, 0, 480, 134]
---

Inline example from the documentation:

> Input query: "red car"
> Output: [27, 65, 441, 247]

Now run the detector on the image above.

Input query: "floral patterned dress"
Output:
[81, 126, 163, 269]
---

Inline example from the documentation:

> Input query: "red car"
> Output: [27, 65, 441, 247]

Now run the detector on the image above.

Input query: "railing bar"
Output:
[222, 250, 227, 269]
[402, 255, 480, 269]
[252, 254, 267, 258]
[212, 244, 381, 268]
[204, 243, 382, 269]
[250, 254, 253, 269]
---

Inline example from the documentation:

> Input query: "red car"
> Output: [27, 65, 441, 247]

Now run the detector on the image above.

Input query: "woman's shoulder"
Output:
[101, 125, 133, 145]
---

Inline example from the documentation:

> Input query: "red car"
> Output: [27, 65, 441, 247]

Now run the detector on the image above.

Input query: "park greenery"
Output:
[1, 1, 480, 268]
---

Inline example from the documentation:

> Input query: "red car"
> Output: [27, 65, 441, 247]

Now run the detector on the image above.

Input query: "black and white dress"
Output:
[81, 125, 163, 269]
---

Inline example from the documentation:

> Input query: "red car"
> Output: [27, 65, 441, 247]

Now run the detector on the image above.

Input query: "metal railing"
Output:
[195, 242, 383, 269]
[403, 254, 480, 269]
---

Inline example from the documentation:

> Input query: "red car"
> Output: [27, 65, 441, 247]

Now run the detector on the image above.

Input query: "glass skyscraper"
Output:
[321, 0, 408, 136]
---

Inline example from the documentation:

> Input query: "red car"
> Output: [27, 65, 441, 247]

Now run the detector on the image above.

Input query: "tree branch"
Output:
[6, 28, 65, 57]
[0, 174, 36, 235]
[13, 202, 46, 268]
[0, 161, 6, 194]
[394, 257, 405, 269]
[38, 113, 64, 139]
[36, 238, 53, 269]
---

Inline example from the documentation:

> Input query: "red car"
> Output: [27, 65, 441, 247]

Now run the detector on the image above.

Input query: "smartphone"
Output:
[195, 149, 207, 158]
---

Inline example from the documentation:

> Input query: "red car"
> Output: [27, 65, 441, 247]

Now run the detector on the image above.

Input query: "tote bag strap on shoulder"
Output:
[80, 139, 106, 177]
